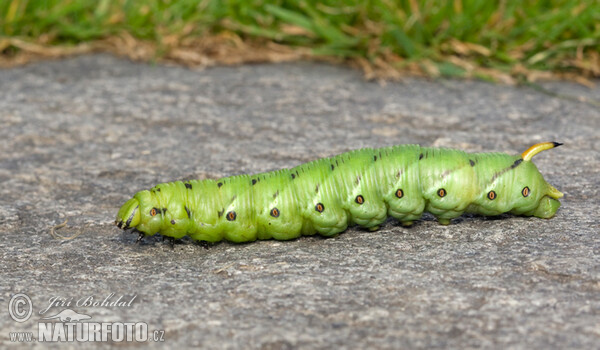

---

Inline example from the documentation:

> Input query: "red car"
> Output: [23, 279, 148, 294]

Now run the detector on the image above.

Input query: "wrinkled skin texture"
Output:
[116, 144, 562, 243]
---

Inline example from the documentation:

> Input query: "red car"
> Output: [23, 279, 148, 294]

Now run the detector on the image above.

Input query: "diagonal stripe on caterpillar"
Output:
[115, 143, 563, 243]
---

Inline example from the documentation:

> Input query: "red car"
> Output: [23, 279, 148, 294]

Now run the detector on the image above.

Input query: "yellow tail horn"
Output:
[522, 142, 562, 161]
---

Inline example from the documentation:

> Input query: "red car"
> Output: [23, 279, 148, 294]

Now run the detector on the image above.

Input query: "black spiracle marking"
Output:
[185, 183, 192, 189]
[270, 208, 280, 218]
[355, 195, 364, 204]
[226, 211, 236, 221]
[315, 203, 325, 213]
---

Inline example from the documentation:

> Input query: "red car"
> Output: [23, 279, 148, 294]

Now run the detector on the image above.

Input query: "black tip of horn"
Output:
[552, 142, 563, 147]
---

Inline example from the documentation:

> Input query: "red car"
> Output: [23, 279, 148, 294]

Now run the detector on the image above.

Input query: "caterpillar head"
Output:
[115, 190, 169, 235]
[115, 197, 141, 230]
[508, 142, 563, 219]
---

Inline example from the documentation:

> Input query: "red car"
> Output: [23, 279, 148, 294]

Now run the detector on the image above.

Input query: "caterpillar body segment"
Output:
[115, 143, 562, 243]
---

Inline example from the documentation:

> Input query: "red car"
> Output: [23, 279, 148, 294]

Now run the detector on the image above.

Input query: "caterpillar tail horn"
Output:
[522, 141, 563, 161]
[519, 142, 564, 218]
[520, 141, 564, 199]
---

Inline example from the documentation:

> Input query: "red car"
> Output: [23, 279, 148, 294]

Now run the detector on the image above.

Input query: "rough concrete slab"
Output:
[1, 54, 599, 349]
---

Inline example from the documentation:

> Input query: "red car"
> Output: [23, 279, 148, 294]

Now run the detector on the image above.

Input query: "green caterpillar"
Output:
[115, 142, 563, 243]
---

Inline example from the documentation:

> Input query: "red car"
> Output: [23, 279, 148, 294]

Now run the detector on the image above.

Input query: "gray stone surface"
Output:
[1, 54, 599, 349]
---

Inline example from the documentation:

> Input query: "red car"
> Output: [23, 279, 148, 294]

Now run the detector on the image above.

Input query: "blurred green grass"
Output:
[1, 0, 598, 82]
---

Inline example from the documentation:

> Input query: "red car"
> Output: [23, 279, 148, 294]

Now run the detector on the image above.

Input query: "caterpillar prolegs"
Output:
[115, 142, 563, 243]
